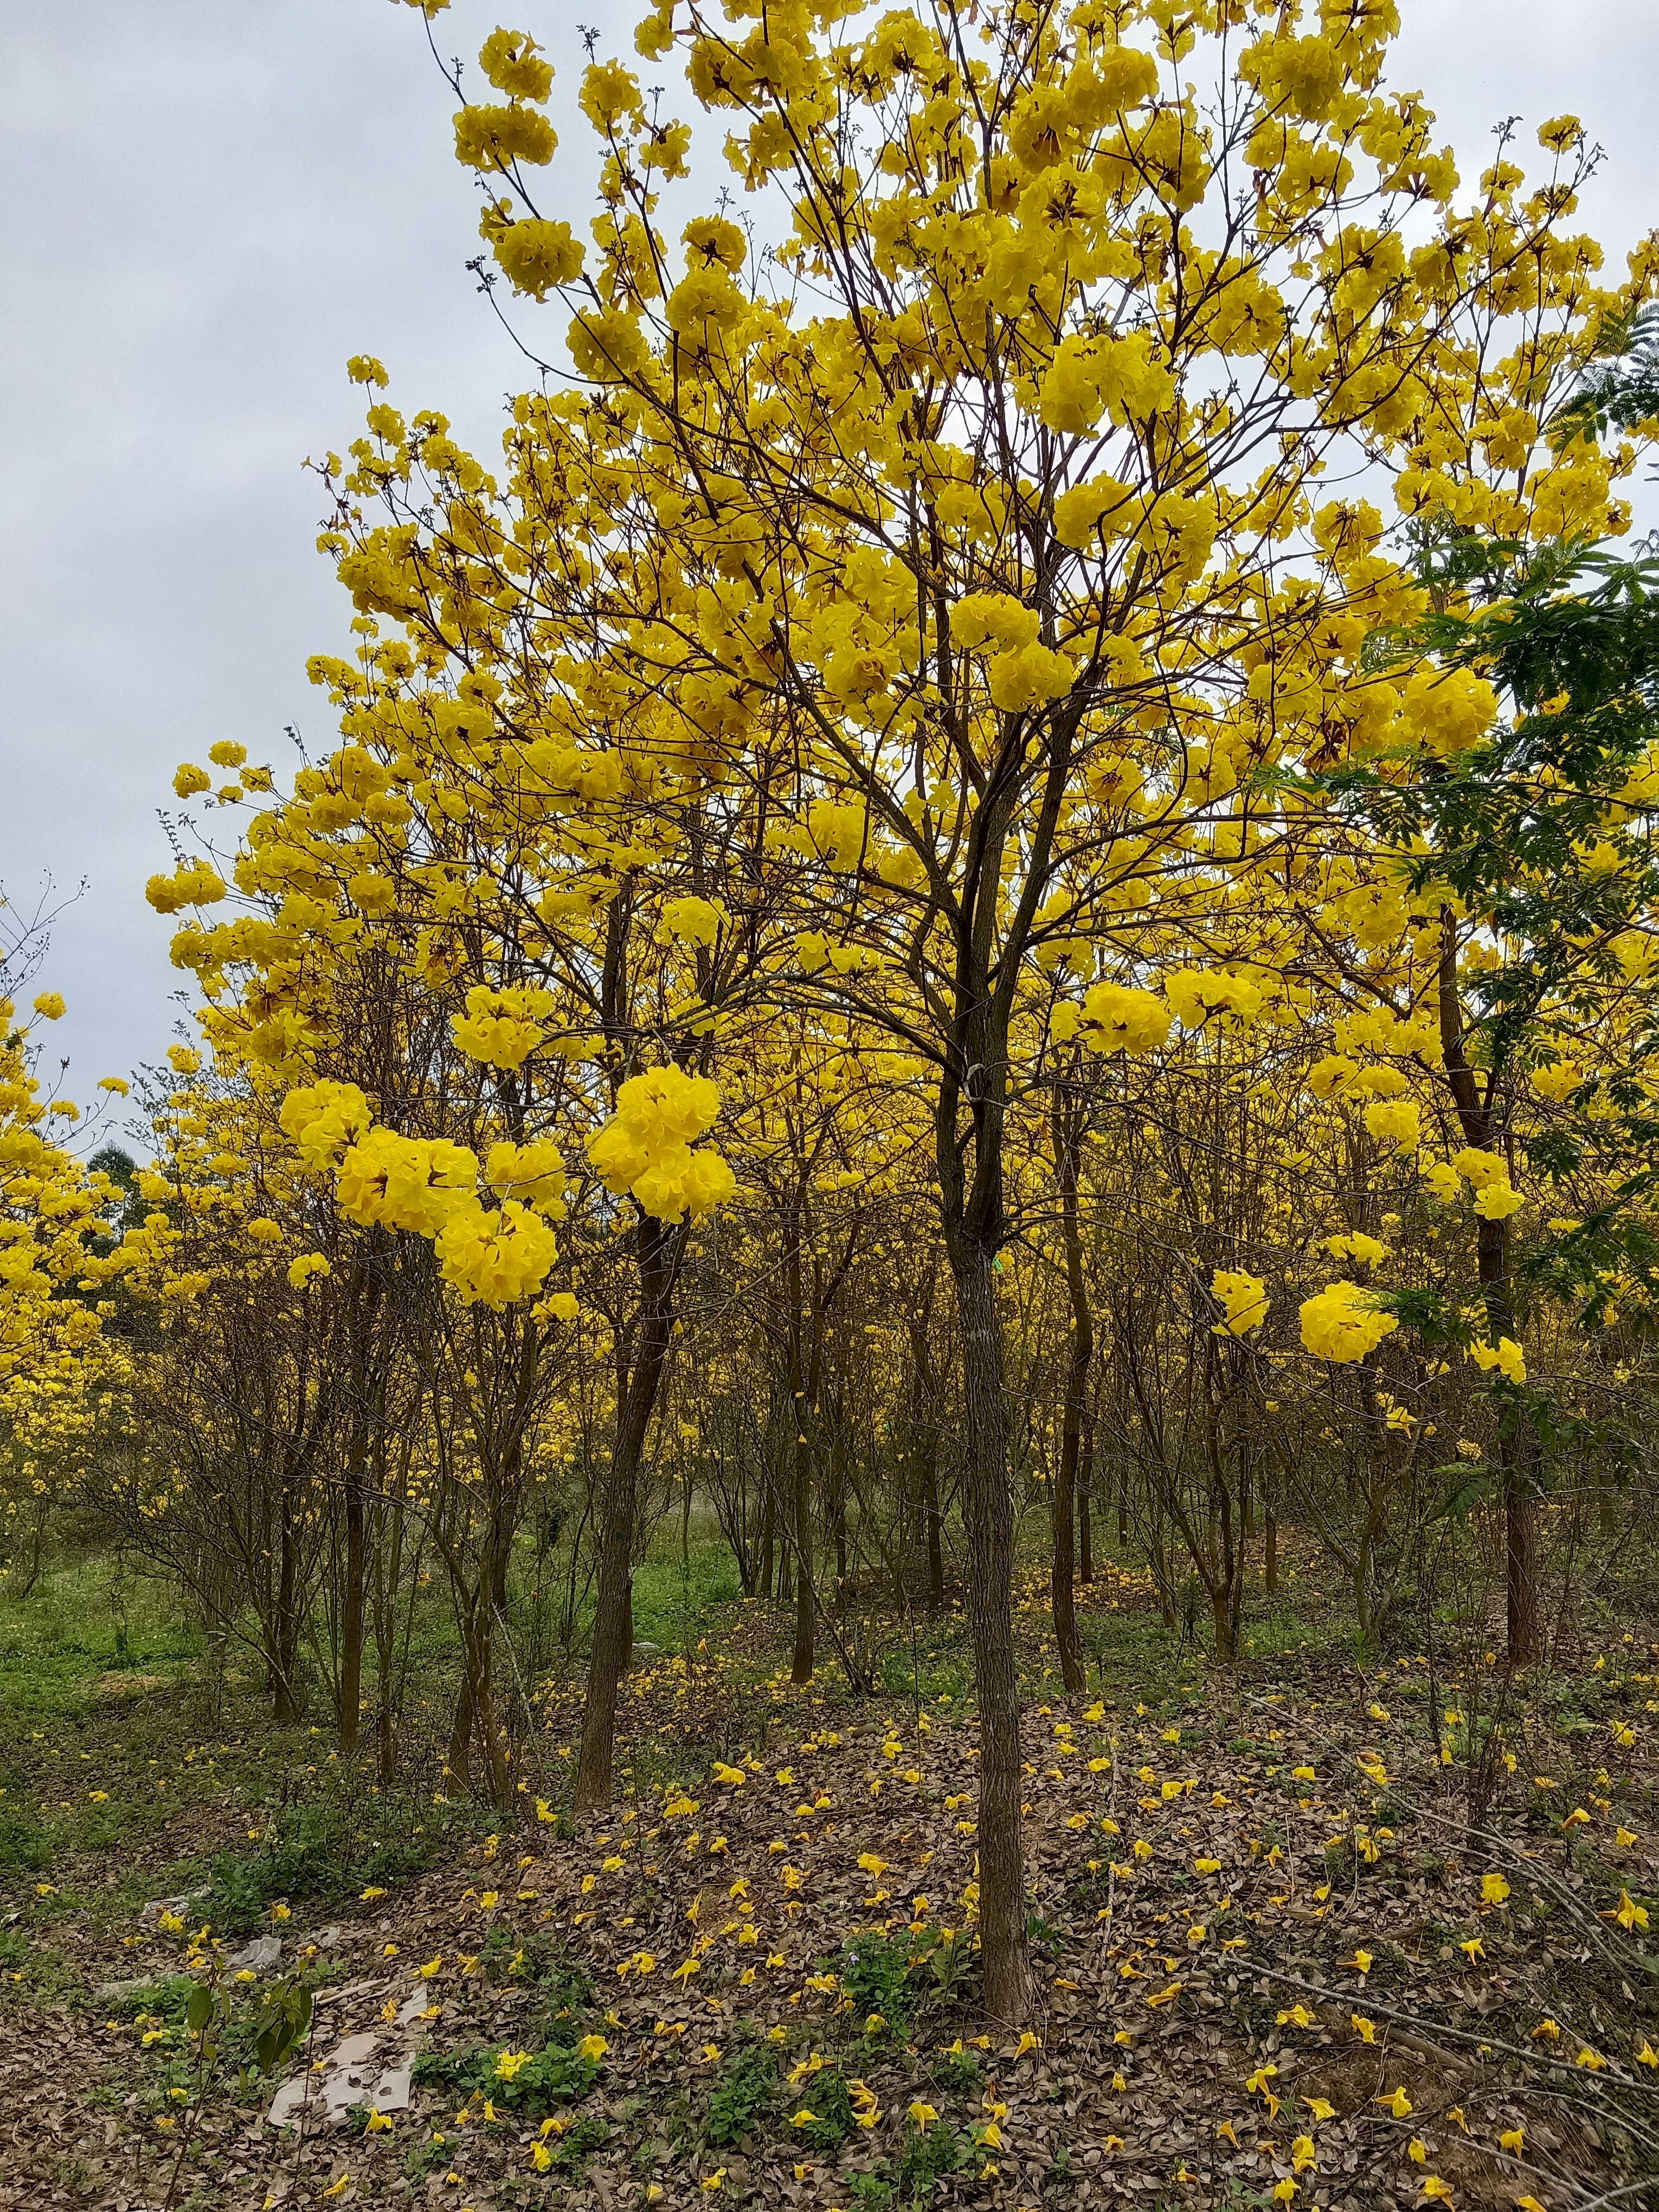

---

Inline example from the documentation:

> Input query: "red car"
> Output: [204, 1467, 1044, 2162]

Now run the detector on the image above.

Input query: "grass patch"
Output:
[705, 2040, 779, 2146]
[411, 2036, 602, 2117]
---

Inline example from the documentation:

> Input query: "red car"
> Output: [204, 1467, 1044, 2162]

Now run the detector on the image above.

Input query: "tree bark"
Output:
[576, 1214, 676, 1813]
[271, 1458, 301, 1725]
[792, 1424, 815, 1683]
[906, 1303, 945, 1613]
[785, 1202, 815, 1686]
[1049, 1078, 1091, 1692]
[337, 1242, 386, 1758]
[951, 1241, 1028, 2020]
[340, 1470, 365, 1755]
[1077, 1406, 1094, 1586]
[1438, 913, 1539, 1667]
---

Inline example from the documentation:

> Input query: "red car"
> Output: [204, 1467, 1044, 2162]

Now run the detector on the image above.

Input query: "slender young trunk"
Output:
[1210, 1585, 1237, 1661]
[831, 1417, 848, 1597]
[447, 1670, 474, 1793]
[951, 1242, 1028, 2021]
[1205, 1364, 1243, 1662]
[931, 710, 1060, 2022]
[272, 1460, 300, 1725]
[760, 1482, 776, 1602]
[16, 1512, 46, 1600]
[1439, 914, 1539, 1667]
[370, 1414, 408, 1785]
[1483, 1208, 1539, 1664]
[338, 1253, 379, 1756]
[923, 1450, 944, 1614]
[785, 1202, 815, 1685]
[1077, 1407, 1094, 1585]
[905, 1301, 946, 1612]
[576, 1215, 676, 1814]
[340, 1470, 365, 1754]
[792, 1425, 814, 1682]
[462, 1597, 510, 1808]
[1152, 1503, 1177, 1629]
[1052, 1387, 1084, 1687]
[1264, 1466, 1278, 1596]
[373, 1526, 398, 1788]
[1506, 1478, 1540, 1662]
[1049, 1079, 1091, 1692]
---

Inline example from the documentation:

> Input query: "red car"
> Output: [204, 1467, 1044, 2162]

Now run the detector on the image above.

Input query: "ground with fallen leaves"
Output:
[3, 1546, 1658, 2212]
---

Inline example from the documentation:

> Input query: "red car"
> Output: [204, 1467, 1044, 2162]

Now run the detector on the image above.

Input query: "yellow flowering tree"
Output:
[352, 0, 1654, 2014]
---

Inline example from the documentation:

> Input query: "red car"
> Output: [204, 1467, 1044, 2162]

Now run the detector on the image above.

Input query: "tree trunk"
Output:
[785, 1205, 815, 1686]
[792, 1423, 814, 1684]
[576, 1215, 676, 1813]
[447, 1669, 474, 1794]
[339, 1458, 365, 1756]
[1049, 1082, 1092, 1693]
[337, 1250, 383, 1758]
[759, 1481, 776, 1601]
[1440, 914, 1539, 1668]
[272, 1461, 301, 1725]
[951, 1242, 1028, 2021]
[923, 1450, 944, 1615]
[1506, 1475, 1540, 1664]
[1077, 1407, 1094, 1586]
[1051, 1399, 1084, 1693]
[1116, 1450, 1129, 1549]
[1210, 1583, 1238, 1661]
[906, 1306, 946, 1613]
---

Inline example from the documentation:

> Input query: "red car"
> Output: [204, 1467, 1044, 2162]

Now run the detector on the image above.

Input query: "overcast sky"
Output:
[4, 0, 1658, 1122]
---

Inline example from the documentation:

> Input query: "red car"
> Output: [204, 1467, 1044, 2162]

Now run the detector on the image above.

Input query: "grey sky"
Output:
[4, 0, 1657, 1118]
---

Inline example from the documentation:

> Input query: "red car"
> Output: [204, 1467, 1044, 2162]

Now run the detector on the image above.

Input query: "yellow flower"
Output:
[1211, 1268, 1270, 1337]
[1300, 1282, 1398, 1364]
[1468, 1336, 1526, 1383]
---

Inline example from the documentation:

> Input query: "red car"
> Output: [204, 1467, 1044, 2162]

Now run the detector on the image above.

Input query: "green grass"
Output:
[0, 1494, 1412, 1935]
[629, 1525, 751, 1654]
